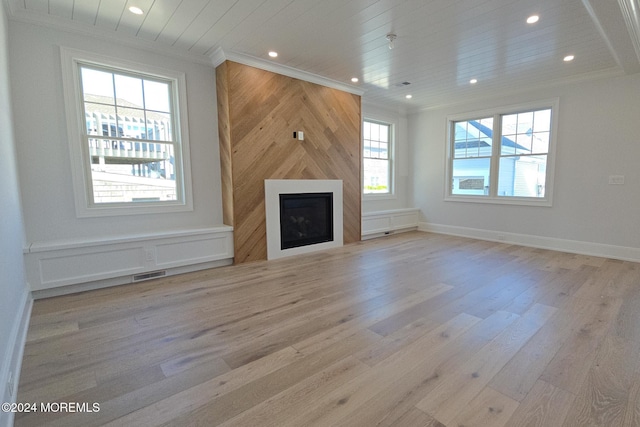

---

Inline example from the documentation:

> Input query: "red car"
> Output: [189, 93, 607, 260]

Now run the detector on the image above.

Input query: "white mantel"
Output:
[265, 180, 343, 260]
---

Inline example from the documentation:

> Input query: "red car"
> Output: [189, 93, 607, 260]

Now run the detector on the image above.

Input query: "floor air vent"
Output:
[133, 270, 166, 282]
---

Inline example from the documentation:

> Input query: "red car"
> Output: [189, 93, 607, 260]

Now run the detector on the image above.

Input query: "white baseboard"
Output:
[0, 286, 32, 427]
[24, 226, 234, 292]
[31, 258, 233, 299]
[419, 222, 640, 262]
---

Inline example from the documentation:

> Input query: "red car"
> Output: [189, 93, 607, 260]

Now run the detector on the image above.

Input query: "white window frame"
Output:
[60, 47, 193, 217]
[363, 117, 396, 200]
[445, 99, 559, 207]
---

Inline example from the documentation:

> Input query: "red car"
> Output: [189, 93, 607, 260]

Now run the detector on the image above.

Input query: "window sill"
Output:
[444, 195, 552, 207]
[76, 200, 193, 218]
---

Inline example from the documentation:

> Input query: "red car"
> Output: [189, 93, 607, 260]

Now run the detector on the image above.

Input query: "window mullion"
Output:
[489, 114, 501, 197]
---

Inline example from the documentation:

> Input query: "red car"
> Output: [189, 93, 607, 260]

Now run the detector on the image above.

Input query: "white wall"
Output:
[362, 102, 410, 213]
[0, 6, 31, 427]
[410, 73, 640, 255]
[8, 20, 224, 245]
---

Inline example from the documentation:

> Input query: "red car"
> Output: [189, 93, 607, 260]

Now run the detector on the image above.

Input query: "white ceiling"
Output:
[5, 0, 640, 111]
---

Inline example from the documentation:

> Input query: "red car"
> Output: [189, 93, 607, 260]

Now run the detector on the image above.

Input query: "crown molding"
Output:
[210, 48, 365, 96]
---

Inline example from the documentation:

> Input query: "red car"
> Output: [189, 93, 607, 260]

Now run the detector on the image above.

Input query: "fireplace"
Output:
[280, 193, 333, 250]
[265, 180, 343, 260]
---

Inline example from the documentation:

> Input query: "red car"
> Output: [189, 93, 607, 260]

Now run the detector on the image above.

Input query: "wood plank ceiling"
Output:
[5, 0, 640, 111]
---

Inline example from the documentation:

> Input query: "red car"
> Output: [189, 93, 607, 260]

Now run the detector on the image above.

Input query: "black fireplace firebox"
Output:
[279, 192, 333, 250]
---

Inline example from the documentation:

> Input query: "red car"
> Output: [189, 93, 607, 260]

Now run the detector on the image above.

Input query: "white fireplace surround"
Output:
[265, 179, 344, 260]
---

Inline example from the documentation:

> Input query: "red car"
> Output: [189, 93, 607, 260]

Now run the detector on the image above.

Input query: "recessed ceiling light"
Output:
[526, 15, 539, 24]
[351, 77, 359, 83]
[564, 55, 575, 62]
[128, 6, 144, 15]
[405, 94, 412, 99]
[268, 51, 278, 58]
[470, 78, 478, 84]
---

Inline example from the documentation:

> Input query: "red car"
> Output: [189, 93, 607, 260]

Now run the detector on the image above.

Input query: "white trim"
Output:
[24, 226, 232, 253]
[60, 46, 194, 217]
[0, 285, 32, 427]
[444, 98, 559, 207]
[419, 222, 640, 262]
[265, 180, 344, 260]
[210, 48, 364, 96]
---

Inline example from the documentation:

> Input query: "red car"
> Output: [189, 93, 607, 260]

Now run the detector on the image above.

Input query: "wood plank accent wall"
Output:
[216, 61, 362, 264]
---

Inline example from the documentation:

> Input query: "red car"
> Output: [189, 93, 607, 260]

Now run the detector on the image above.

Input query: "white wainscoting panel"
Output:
[24, 227, 234, 293]
[362, 208, 420, 239]
[156, 233, 233, 268]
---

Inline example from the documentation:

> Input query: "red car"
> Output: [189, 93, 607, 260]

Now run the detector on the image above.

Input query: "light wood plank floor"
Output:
[15, 231, 640, 426]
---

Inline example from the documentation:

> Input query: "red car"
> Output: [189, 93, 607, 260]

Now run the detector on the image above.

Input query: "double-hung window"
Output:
[61, 48, 193, 217]
[363, 119, 393, 195]
[446, 100, 558, 206]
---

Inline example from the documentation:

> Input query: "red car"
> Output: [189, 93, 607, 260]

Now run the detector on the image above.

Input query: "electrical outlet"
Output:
[145, 249, 155, 262]
[7, 371, 14, 397]
[608, 175, 625, 185]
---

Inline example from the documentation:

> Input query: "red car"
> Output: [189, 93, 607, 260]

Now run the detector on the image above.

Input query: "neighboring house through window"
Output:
[61, 48, 193, 217]
[446, 100, 558, 206]
[363, 119, 393, 196]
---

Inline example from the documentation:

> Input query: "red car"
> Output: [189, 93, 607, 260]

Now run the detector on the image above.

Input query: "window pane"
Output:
[363, 158, 389, 193]
[466, 121, 480, 139]
[379, 142, 388, 159]
[454, 122, 468, 142]
[89, 139, 176, 204]
[371, 123, 380, 142]
[370, 140, 380, 158]
[363, 121, 371, 140]
[533, 109, 551, 132]
[516, 112, 534, 134]
[114, 74, 144, 108]
[501, 135, 516, 155]
[501, 114, 517, 136]
[146, 113, 173, 142]
[81, 67, 114, 101]
[118, 107, 146, 139]
[144, 80, 171, 113]
[84, 104, 116, 135]
[451, 158, 490, 195]
[454, 118, 492, 160]
[379, 124, 389, 143]
[515, 133, 532, 153]
[466, 138, 481, 157]
[531, 132, 550, 153]
[498, 155, 547, 198]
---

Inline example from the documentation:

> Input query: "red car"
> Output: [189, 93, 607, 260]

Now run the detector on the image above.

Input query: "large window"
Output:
[363, 119, 392, 195]
[446, 100, 558, 205]
[61, 48, 192, 217]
